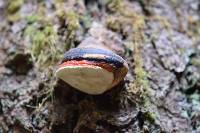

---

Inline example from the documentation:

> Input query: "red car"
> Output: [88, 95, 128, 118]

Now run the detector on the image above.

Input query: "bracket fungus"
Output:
[55, 37, 128, 95]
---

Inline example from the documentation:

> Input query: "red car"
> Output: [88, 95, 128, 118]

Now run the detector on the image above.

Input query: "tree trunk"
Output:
[0, 0, 200, 133]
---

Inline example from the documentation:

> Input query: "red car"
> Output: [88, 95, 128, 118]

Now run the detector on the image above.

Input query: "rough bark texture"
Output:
[0, 0, 200, 133]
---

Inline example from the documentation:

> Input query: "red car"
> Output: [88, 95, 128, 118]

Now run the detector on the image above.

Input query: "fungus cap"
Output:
[55, 47, 128, 95]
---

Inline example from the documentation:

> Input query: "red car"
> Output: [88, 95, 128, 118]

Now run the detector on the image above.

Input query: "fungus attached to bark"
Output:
[55, 37, 128, 95]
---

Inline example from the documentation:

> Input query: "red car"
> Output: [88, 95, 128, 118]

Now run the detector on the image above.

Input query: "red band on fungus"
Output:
[59, 60, 116, 73]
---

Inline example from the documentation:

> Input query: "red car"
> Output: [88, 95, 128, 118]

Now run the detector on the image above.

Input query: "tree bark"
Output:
[0, 0, 200, 133]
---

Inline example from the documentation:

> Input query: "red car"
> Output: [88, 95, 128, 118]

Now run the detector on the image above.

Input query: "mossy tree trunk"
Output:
[0, 0, 200, 133]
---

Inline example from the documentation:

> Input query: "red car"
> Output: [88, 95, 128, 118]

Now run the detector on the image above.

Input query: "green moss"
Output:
[56, 9, 79, 33]
[56, 10, 79, 29]
[131, 14, 148, 91]
[191, 58, 200, 68]
[134, 54, 149, 90]
[23, 2, 61, 108]
[25, 24, 62, 70]
[65, 11, 80, 32]
[106, 4, 149, 92]
[25, 23, 59, 107]
[7, 0, 23, 14]
[132, 15, 152, 110]
[106, 17, 121, 32]
[55, 0, 65, 3]
[107, 0, 123, 13]
[58, 10, 80, 48]
[107, 5, 151, 109]
[80, 15, 92, 30]
[25, 15, 39, 24]
[32, 32, 46, 56]
[24, 25, 35, 36]
[6, 0, 24, 22]
[7, 12, 21, 22]
[145, 111, 156, 123]
[187, 17, 200, 38]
